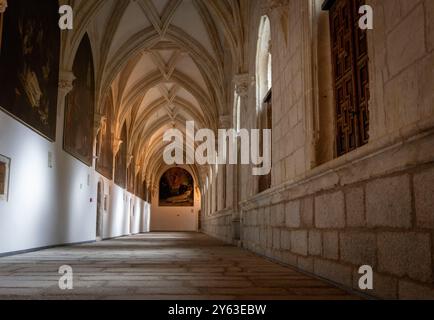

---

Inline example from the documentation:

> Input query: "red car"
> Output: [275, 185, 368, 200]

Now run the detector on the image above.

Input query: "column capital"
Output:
[113, 138, 123, 156]
[0, 0, 8, 14]
[219, 115, 232, 129]
[135, 164, 142, 175]
[233, 73, 252, 98]
[261, 0, 289, 14]
[94, 113, 107, 136]
[127, 154, 134, 167]
[58, 71, 76, 96]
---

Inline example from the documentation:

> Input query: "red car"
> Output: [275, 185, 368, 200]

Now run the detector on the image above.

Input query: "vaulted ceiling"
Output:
[61, 0, 250, 190]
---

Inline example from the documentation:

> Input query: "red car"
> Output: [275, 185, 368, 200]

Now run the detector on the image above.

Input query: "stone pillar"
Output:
[234, 74, 250, 101]
[57, 71, 75, 144]
[58, 71, 75, 98]
[127, 154, 134, 168]
[94, 114, 107, 163]
[94, 114, 107, 139]
[135, 164, 141, 176]
[232, 74, 251, 244]
[113, 138, 123, 158]
[219, 115, 231, 212]
[112, 138, 123, 180]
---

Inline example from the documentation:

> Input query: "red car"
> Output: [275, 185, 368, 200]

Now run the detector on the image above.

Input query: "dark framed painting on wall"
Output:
[0, 154, 11, 202]
[159, 168, 194, 207]
[0, 0, 60, 141]
[142, 180, 149, 202]
[63, 34, 95, 166]
[96, 95, 114, 180]
[114, 123, 127, 189]
[127, 162, 135, 194]
[135, 174, 143, 199]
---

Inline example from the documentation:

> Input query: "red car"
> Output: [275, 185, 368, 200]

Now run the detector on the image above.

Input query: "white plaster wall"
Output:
[0, 112, 151, 255]
[150, 194, 200, 232]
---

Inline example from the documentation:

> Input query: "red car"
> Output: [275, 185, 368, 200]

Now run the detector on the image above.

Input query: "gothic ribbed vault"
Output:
[61, 0, 249, 193]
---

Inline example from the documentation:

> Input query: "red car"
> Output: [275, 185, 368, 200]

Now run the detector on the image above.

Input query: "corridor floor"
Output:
[0, 233, 359, 300]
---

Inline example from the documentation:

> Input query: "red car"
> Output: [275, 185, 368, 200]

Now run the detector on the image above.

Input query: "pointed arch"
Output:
[63, 33, 96, 166]
[255, 15, 272, 111]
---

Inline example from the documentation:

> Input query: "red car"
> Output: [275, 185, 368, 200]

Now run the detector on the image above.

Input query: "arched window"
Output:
[256, 16, 272, 193]
[233, 91, 241, 133]
[256, 16, 272, 110]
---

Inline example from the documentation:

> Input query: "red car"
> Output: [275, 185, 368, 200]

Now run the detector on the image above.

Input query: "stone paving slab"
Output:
[0, 232, 360, 300]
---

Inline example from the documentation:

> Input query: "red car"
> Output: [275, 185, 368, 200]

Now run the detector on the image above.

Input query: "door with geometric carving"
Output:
[258, 89, 272, 193]
[328, 0, 370, 157]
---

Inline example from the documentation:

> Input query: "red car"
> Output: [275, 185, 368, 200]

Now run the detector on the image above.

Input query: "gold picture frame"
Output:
[0, 11, 4, 53]
[0, 154, 11, 202]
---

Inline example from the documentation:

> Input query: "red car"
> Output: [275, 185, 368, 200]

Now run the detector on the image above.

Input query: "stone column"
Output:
[112, 138, 123, 179]
[261, 0, 290, 48]
[127, 154, 134, 168]
[93, 114, 107, 166]
[113, 138, 123, 157]
[232, 74, 251, 244]
[218, 115, 231, 212]
[58, 71, 75, 98]
[57, 71, 75, 144]
[94, 114, 107, 139]
[234, 74, 250, 101]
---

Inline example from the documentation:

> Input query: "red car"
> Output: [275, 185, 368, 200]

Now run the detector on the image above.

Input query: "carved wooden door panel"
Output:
[329, 0, 370, 156]
[258, 90, 272, 193]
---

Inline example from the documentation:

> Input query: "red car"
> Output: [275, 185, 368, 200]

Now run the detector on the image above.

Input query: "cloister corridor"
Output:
[1, 0, 433, 301]
[0, 233, 360, 300]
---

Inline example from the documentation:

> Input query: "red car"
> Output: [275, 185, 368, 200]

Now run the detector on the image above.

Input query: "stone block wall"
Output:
[201, 212, 233, 244]
[240, 130, 434, 299]
[202, 0, 434, 299]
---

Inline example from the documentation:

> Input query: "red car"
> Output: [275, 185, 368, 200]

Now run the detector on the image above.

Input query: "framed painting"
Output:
[114, 123, 127, 188]
[127, 162, 135, 194]
[159, 168, 194, 207]
[63, 34, 95, 166]
[0, 154, 11, 201]
[0, 0, 60, 141]
[135, 174, 142, 199]
[96, 96, 114, 180]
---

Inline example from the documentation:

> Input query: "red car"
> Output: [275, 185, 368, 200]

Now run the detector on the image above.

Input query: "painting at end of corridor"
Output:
[159, 168, 194, 207]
